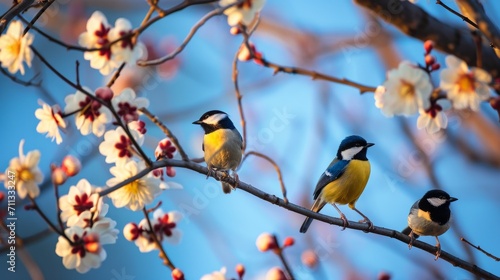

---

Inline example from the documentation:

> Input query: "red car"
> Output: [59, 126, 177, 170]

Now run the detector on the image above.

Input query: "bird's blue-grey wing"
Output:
[312, 159, 349, 199]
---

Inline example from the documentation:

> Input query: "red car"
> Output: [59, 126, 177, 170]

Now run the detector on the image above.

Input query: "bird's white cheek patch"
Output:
[341, 146, 363, 160]
[203, 113, 227, 125]
[427, 197, 447, 207]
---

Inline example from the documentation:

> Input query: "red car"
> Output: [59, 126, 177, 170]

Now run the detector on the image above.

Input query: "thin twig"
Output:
[142, 208, 176, 270]
[436, 0, 496, 49]
[232, 42, 247, 152]
[27, 196, 72, 244]
[239, 30, 377, 94]
[242, 151, 288, 203]
[19, 0, 218, 53]
[75, 61, 81, 87]
[436, 0, 479, 29]
[138, 107, 190, 161]
[53, 180, 65, 232]
[106, 63, 126, 88]
[22, 0, 54, 35]
[0, 67, 41, 87]
[137, 0, 243, 66]
[273, 235, 295, 280]
[0, 0, 35, 33]
[461, 237, 500, 261]
[98, 158, 498, 280]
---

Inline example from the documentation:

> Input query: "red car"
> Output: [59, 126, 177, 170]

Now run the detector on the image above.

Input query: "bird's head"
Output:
[336, 135, 374, 160]
[193, 110, 236, 134]
[420, 189, 458, 209]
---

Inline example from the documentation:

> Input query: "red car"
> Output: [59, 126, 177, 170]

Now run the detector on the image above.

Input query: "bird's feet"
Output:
[434, 242, 442, 261]
[340, 213, 349, 231]
[232, 171, 240, 188]
[206, 167, 217, 179]
[359, 217, 374, 231]
[408, 231, 415, 250]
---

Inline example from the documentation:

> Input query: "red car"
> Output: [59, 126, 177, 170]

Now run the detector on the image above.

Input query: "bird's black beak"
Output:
[192, 120, 202, 125]
[366, 143, 375, 148]
[449, 197, 458, 202]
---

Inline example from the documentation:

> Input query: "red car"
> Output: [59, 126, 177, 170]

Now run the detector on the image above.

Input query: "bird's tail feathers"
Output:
[222, 182, 233, 194]
[300, 199, 326, 233]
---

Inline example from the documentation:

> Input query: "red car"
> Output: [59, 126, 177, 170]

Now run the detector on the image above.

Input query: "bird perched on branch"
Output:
[402, 189, 457, 260]
[193, 110, 243, 194]
[300, 135, 374, 233]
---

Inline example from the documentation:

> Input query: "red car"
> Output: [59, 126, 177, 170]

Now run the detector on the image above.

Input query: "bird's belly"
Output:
[204, 132, 242, 170]
[321, 160, 371, 207]
[408, 209, 450, 236]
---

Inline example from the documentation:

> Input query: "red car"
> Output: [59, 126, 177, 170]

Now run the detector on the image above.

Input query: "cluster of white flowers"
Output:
[55, 179, 118, 273]
[79, 11, 144, 75]
[375, 54, 492, 134]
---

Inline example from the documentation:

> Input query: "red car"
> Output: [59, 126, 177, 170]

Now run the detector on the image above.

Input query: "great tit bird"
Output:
[300, 135, 374, 233]
[402, 189, 457, 260]
[193, 110, 243, 194]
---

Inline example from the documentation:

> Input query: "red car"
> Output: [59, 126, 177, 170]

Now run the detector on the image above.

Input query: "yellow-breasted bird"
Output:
[300, 135, 374, 233]
[193, 110, 243, 194]
[402, 189, 457, 260]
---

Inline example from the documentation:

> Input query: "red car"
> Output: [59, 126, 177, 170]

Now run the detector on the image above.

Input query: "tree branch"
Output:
[99, 158, 499, 280]
[456, 0, 500, 49]
[0, 0, 34, 33]
[353, 0, 500, 78]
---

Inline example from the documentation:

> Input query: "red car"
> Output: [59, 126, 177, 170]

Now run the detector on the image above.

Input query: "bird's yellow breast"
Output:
[321, 160, 371, 208]
[204, 129, 242, 170]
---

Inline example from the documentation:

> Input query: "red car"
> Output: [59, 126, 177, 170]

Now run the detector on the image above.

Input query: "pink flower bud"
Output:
[265, 267, 287, 280]
[61, 155, 81, 177]
[95, 87, 114, 101]
[155, 138, 177, 160]
[283, 236, 295, 247]
[52, 167, 68, 185]
[124, 223, 140, 241]
[166, 166, 176, 177]
[235, 264, 245, 278]
[424, 55, 435, 66]
[172, 268, 185, 280]
[424, 40, 434, 54]
[230, 26, 241, 35]
[378, 272, 391, 280]
[129, 120, 147, 134]
[238, 42, 258, 62]
[301, 250, 318, 268]
[431, 63, 441, 71]
[24, 204, 35, 210]
[256, 233, 278, 252]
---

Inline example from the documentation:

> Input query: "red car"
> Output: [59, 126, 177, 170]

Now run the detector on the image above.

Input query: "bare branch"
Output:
[461, 237, 500, 261]
[98, 158, 499, 280]
[0, 0, 34, 33]
[142, 208, 176, 270]
[242, 151, 288, 204]
[138, 0, 244, 66]
[456, 0, 500, 49]
[353, 0, 500, 78]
